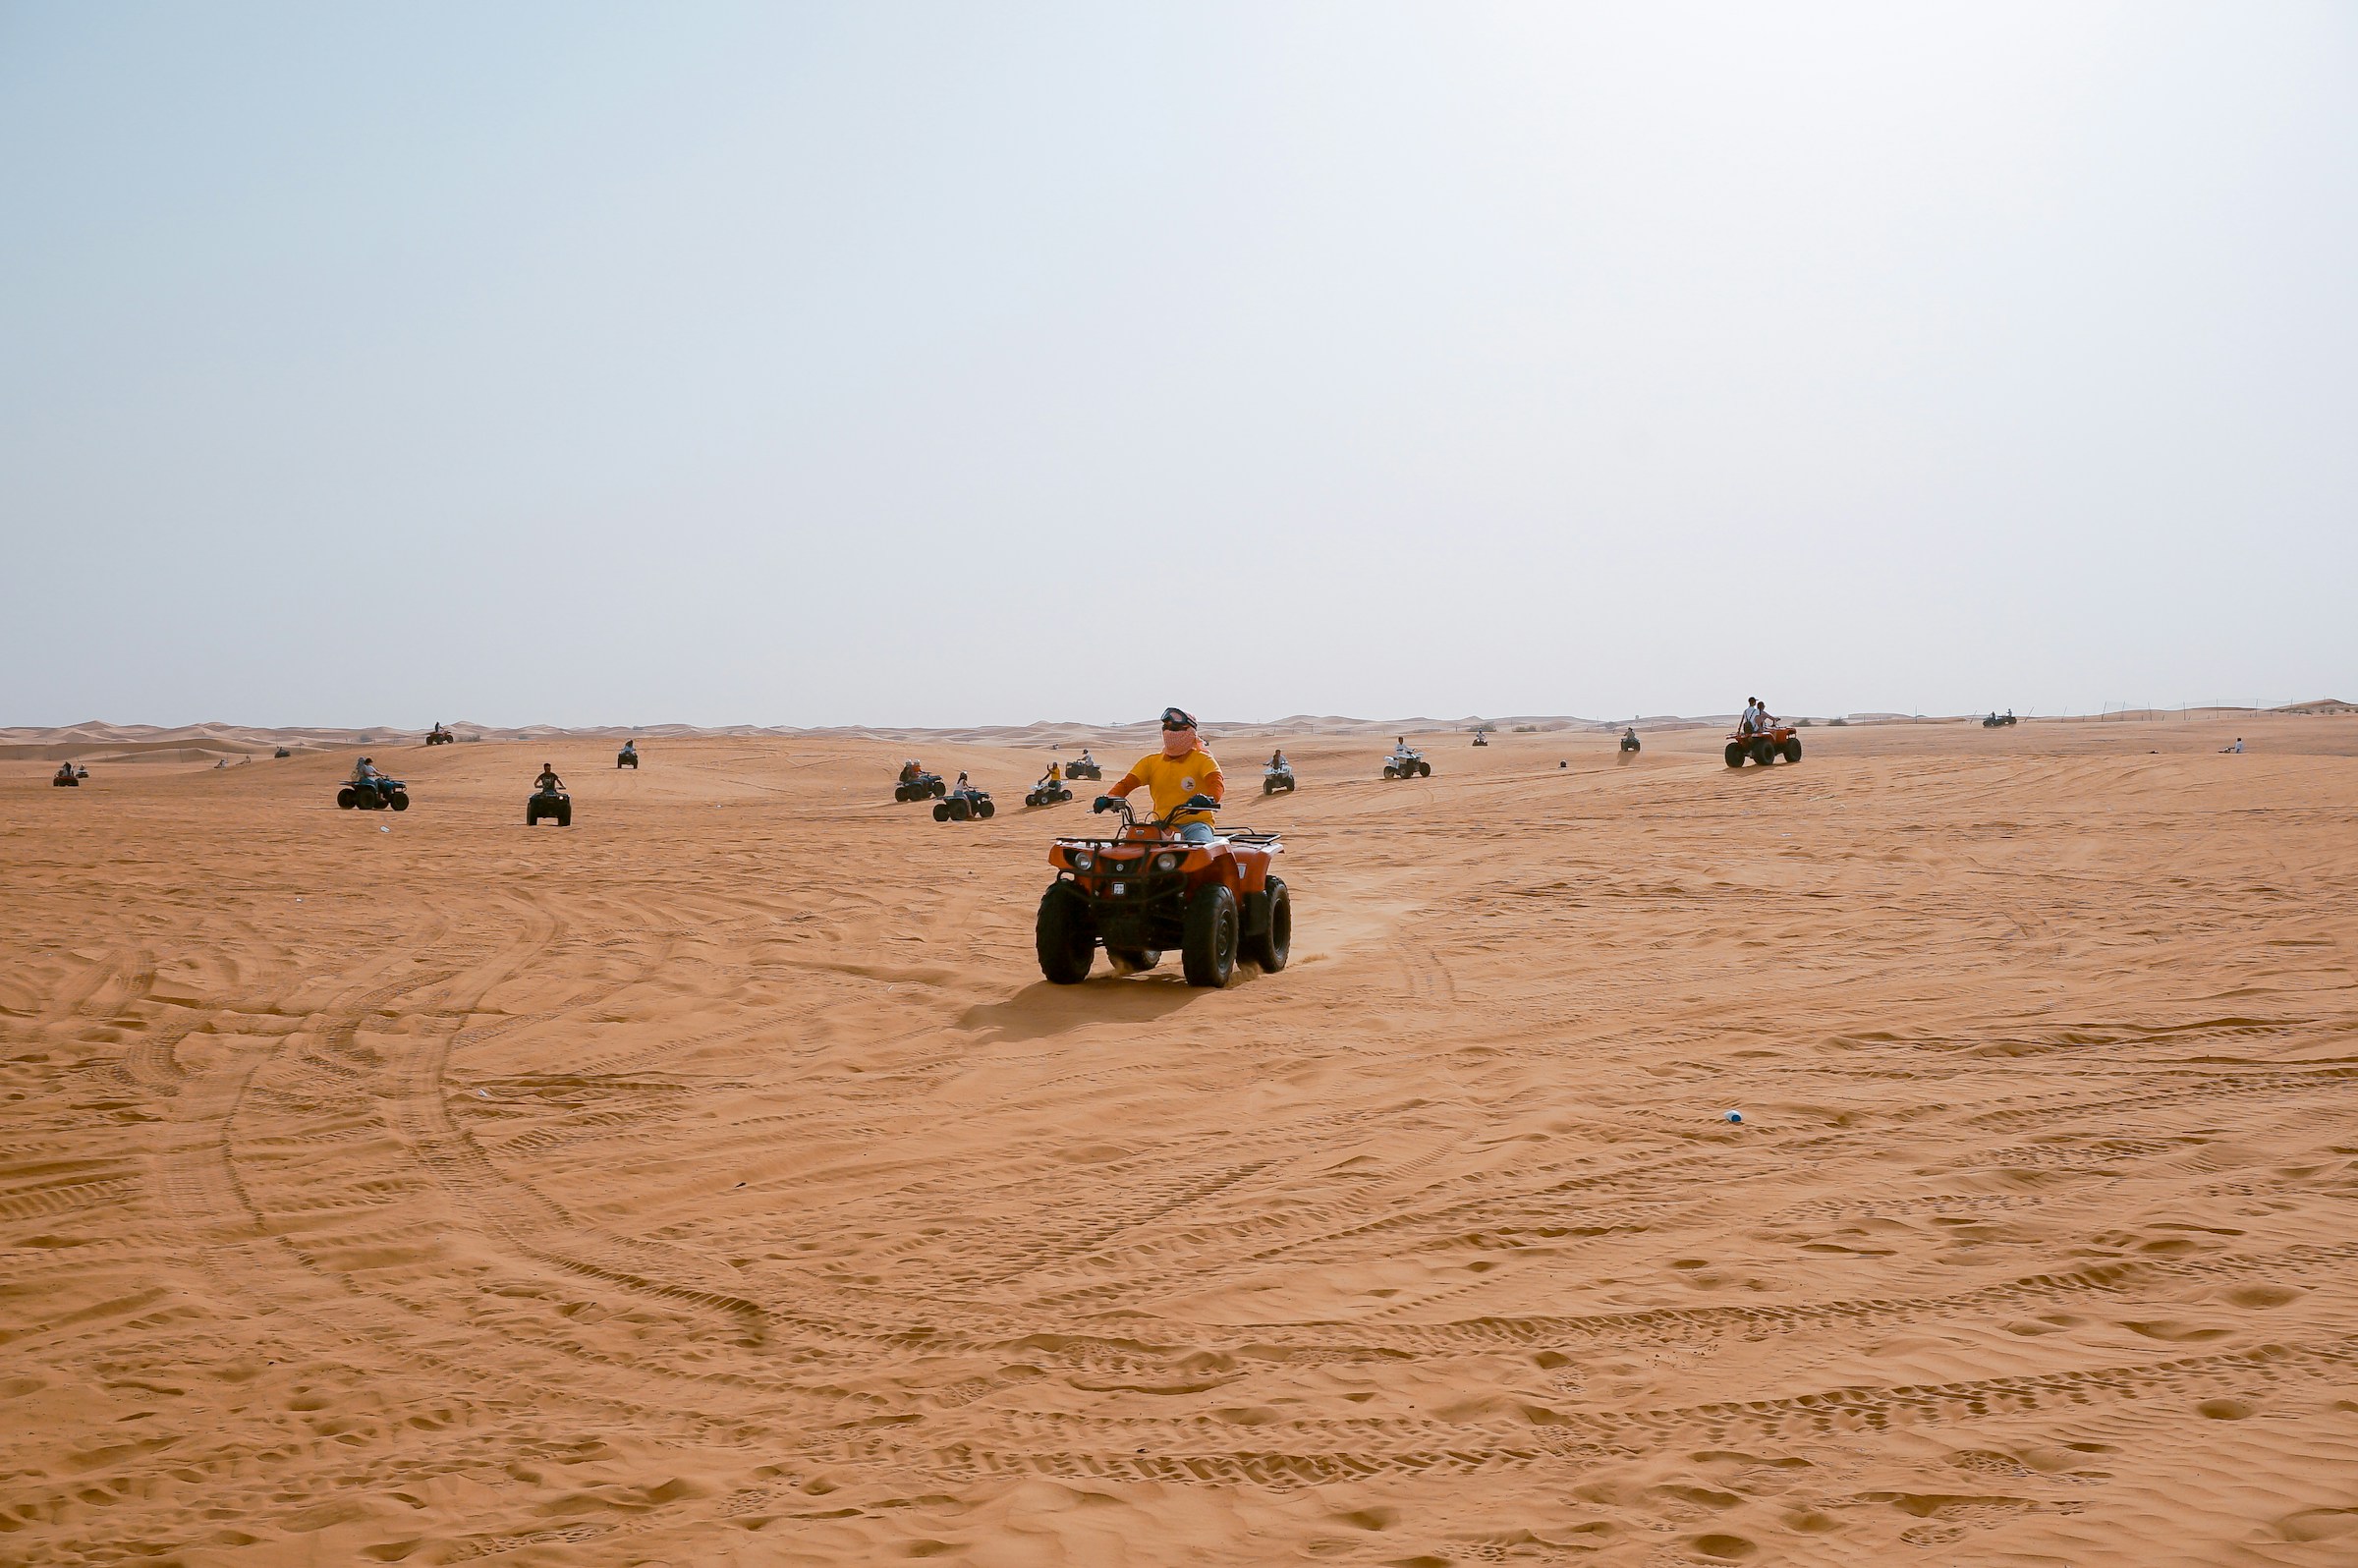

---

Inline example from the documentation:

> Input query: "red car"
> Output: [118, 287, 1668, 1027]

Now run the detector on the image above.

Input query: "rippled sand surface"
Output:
[6, 717, 2356, 1565]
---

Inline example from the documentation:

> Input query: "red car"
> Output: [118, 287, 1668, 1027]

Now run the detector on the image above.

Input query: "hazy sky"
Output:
[4, 2, 2353, 728]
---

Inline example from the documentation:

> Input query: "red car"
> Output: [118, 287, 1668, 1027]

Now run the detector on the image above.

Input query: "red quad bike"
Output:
[1038, 796, 1289, 988]
[1724, 725, 1802, 767]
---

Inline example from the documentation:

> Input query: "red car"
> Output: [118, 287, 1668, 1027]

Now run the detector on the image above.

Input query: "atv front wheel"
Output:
[978, 800, 995, 819]
[525, 802, 540, 824]
[388, 791, 410, 812]
[1417, 762, 1432, 777]
[930, 779, 947, 798]
[1182, 883, 1239, 988]
[1782, 738, 1802, 763]
[555, 802, 571, 827]
[1246, 876, 1291, 973]
[1037, 884, 1095, 984]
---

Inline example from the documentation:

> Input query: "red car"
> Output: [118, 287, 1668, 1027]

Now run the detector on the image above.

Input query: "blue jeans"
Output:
[1180, 822, 1214, 843]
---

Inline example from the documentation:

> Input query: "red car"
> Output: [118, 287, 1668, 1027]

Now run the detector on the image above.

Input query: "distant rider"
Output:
[1074, 749, 1095, 770]
[2221, 737, 2245, 754]
[351, 755, 381, 783]
[1624, 726, 1639, 746]
[534, 762, 565, 792]
[898, 759, 922, 785]
[1101, 706, 1225, 843]
[1038, 760, 1062, 787]
[55, 761, 76, 783]
[620, 739, 637, 757]
[1268, 749, 1287, 770]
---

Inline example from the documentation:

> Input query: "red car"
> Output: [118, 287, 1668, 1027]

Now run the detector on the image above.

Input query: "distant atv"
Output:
[52, 768, 79, 787]
[616, 747, 640, 768]
[1025, 780, 1074, 809]
[1038, 796, 1287, 988]
[525, 783, 573, 827]
[424, 726, 456, 746]
[895, 771, 947, 803]
[1062, 757, 1103, 782]
[1382, 750, 1431, 779]
[935, 787, 996, 821]
[1619, 731, 1642, 755]
[337, 775, 412, 811]
[1723, 726, 1801, 767]
[1982, 711, 2018, 728]
[1263, 763, 1296, 795]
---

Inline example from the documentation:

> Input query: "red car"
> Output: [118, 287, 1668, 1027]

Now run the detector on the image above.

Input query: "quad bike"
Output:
[1982, 711, 2017, 728]
[1263, 764, 1296, 795]
[337, 775, 412, 811]
[935, 788, 996, 821]
[273, 747, 293, 758]
[1472, 733, 1489, 747]
[894, 771, 948, 803]
[1723, 726, 1801, 767]
[1382, 750, 1432, 780]
[1025, 781, 1075, 808]
[424, 727, 456, 746]
[1619, 732, 1642, 755]
[525, 783, 573, 826]
[52, 769, 79, 787]
[1038, 796, 1287, 988]
[1063, 758, 1103, 781]
[617, 747, 641, 767]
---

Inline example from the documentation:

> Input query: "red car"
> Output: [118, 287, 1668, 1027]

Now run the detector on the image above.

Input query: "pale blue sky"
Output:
[4, 2, 2352, 727]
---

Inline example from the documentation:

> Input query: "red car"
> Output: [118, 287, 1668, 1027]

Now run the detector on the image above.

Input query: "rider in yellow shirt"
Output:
[1102, 706, 1224, 840]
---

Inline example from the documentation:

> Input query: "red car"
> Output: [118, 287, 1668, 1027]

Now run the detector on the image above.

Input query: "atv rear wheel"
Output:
[1037, 884, 1095, 984]
[1181, 883, 1239, 988]
[1246, 876, 1291, 973]
[337, 787, 358, 809]
[1724, 743, 1745, 768]
[932, 801, 950, 821]
[1383, 765, 1398, 780]
[1782, 737, 1802, 763]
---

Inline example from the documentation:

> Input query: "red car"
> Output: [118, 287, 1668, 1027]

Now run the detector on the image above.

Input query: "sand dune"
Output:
[5, 715, 2356, 1564]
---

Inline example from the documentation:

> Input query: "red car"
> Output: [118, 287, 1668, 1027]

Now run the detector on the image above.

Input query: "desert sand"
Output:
[5, 714, 2357, 1566]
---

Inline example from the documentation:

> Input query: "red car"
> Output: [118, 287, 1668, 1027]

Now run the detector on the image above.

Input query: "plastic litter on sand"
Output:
[1723, 1110, 1743, 1124]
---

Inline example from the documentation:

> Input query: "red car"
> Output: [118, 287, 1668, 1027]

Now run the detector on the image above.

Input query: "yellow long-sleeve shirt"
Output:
[1111, 748, 1224, 825]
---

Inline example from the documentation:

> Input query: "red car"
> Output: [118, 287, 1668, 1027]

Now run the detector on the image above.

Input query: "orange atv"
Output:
[1038, 795, 1289, 987]
[1724, 725, 1801, 767]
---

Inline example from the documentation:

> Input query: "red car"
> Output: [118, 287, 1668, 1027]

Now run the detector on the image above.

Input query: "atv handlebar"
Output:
[1092, 794, 1218, 830]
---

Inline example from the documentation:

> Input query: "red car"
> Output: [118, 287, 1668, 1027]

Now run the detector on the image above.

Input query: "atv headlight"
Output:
[1070, 850, 1094, 871]
[1152, 852, 1179, 872]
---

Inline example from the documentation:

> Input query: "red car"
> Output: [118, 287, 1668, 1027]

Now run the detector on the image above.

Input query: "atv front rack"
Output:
[1052, 827, 1279, 851]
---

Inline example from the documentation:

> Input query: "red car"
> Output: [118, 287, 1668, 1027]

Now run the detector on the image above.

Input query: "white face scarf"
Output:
[1161, 725, 1200, 758]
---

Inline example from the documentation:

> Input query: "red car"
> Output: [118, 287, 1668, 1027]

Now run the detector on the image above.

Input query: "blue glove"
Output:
[1183, 794, 1218, 812]
[1094, 795, 1121, 812]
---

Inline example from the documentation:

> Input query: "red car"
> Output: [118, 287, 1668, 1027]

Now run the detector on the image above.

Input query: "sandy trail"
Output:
[5, 717, 2357, 1565]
